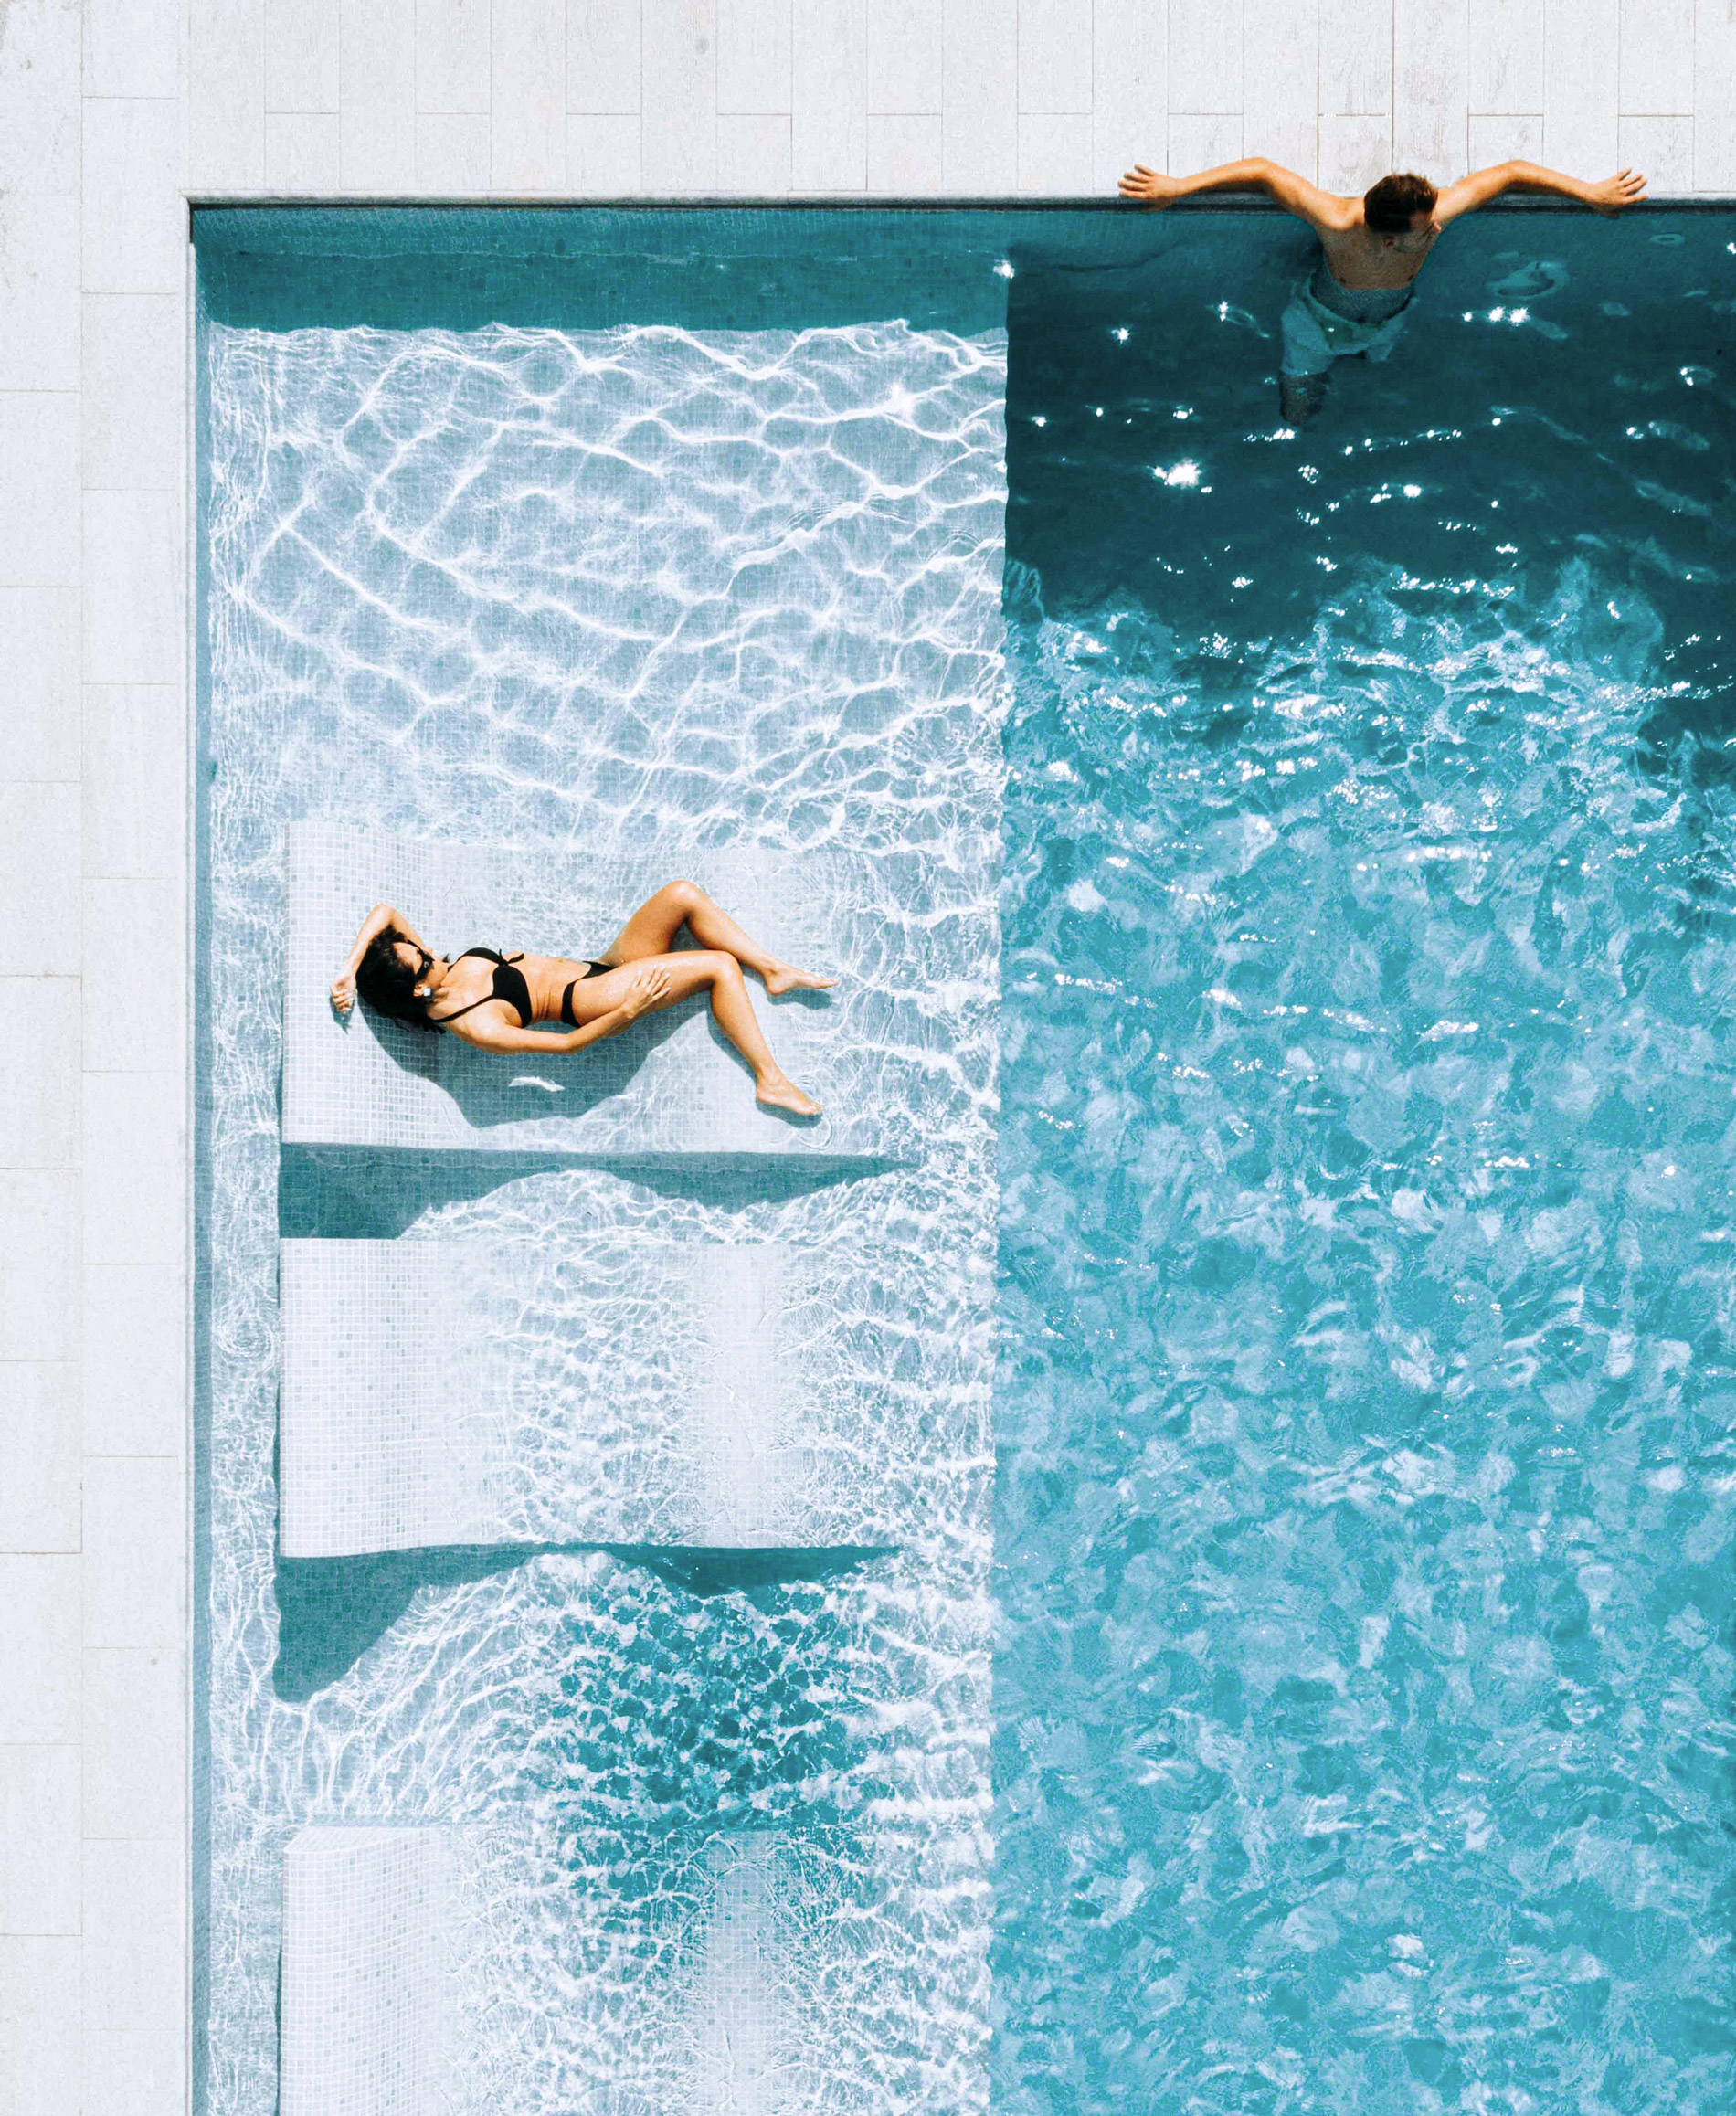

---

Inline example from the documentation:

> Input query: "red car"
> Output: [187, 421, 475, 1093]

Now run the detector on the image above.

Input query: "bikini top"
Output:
[429, 947, 534, 1029]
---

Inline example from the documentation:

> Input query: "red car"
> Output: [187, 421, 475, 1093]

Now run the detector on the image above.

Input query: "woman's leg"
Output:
[601, 881, 833, 995]
[570, 950, 820, 1116]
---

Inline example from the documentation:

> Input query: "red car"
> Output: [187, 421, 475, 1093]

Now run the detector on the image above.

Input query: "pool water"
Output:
[196, 206, 1736, 2114]
[993, 217, 1736, 2111]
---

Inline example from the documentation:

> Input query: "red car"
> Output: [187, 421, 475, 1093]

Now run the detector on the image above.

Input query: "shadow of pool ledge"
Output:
[277, 1143, 906, 1238]
[272, 1542, 894, 1703]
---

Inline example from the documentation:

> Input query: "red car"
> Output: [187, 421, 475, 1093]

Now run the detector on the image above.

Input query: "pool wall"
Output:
[5, 0, 1736, 2106]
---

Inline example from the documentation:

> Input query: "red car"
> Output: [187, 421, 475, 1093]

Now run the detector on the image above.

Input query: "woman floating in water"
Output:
[330, 880, 831, 1117]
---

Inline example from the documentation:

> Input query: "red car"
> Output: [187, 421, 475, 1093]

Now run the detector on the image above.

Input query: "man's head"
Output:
[1363, 172, 1438, 249]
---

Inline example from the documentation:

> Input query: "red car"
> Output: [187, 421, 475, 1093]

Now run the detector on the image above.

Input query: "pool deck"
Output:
[0, 0, 1732, 2109]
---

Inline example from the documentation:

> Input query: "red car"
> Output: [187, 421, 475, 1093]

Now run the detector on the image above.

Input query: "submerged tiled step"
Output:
[278, 1236, 938, 1556]
[283, 823, 980, 1163]
[278, 1821, 988, 2116]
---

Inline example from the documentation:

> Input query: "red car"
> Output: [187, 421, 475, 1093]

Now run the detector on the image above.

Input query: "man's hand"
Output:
[615, 964, 672, 1022]
[1586, 167, 1647, 215]
[1118, 164, 1184, 207]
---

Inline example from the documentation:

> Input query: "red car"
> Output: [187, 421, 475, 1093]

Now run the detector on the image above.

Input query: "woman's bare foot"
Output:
[763, 962, 837, 996]
[757, 1071, 822, 1117]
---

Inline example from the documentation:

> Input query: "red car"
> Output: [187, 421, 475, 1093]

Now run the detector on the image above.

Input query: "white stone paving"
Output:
[0, 0, 1731, 2107]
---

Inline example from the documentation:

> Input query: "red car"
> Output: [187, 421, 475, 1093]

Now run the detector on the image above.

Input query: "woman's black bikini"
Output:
[429, 947, 611, 1032]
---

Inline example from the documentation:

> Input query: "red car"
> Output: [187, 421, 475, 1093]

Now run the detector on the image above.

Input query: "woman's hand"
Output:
[615, 964, 672, 1021]
[1586, 167, 1646, 215]
[331, 970, 356, 1015]
[1118, 165, 1183, 207]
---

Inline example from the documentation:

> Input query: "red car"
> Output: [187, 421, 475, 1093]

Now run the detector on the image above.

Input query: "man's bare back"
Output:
[1117, 155, 1646, 421]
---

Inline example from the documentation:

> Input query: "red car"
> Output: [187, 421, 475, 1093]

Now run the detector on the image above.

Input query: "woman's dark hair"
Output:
[1363, 172, 1437, 233]
[356, 932, 440, 1032]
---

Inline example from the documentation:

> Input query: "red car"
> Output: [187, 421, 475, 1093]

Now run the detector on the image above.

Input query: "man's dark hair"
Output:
[1363, 172, 1438, 233]
[355, 931, 439, 1031]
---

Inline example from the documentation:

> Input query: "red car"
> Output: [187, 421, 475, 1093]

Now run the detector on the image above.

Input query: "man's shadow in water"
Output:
[272, 1542, 890, 1703]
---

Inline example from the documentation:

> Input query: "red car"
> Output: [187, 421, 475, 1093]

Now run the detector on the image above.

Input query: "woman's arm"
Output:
[1436, 160, 1646, 224]
[331, 903, 426, 1014]
[442, 965, 674, 1055]
[1119, 156, 1353, 235]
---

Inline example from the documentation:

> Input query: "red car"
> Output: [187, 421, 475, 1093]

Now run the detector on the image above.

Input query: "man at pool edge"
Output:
[1118, 156, 1647, 424]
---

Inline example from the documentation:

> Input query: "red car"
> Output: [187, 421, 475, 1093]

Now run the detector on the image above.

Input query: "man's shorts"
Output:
[1280, 279, 1411, 378]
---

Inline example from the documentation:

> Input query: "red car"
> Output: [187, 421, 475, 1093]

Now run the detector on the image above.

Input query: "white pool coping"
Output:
[3, 3, 1734, 2109]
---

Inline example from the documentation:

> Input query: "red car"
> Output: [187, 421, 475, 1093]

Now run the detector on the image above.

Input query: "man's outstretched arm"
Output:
[1119, 156, 1352, 236]
[1435, 161, 1647, 224]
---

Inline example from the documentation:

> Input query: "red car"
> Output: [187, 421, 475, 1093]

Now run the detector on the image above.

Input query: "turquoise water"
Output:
[994, 217, 1736, 2111]
[196, 207, 1736, 2112]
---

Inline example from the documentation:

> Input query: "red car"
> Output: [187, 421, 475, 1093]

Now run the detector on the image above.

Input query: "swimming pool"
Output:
[196, 206, 1736, 2113]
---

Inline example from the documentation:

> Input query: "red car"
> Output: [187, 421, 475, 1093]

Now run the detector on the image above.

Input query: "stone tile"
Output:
[265, 111, 342, 189]
[1543, 0, 1618, 173]
[1017, 113, 1093, 194]
[1170, 0, 1242, 117]
[0, 983, 80, 1168]
[81, 687, 183, 883]
[1092, 0, 1166, 191]
[0, 787, 79, 978]
[0, 393, 79, 588]
[719, 0, 791, 114]
[1169, 112, 1245, 174]
[1620, 0, 1692, 116]
[0, 0, 81, 196]
[81, 1650, 183, 1842]
[419, 0, 491, 112]
[340, 0, 418, 189]
[0, 1747, 79, 1935]
[642, 0, 717, 188]
[866, 111, 943, 191]
[0, 1366, 80, 1556]
[566, 112, 643, 189]
[186, 0, 267, 192]
[80, 298, 183, 495]
[80, 1073, 184, 1271]
[1245, 0, 1319, 182]
[492, 0, 567, 192]
[80, 100, 185, 298]
[83, 1265, 185, 1460]
[568, 0, 641, 113]
[81, 1459, 183, 1654]
[1319, 0, 1391, 117]
[942, 0, 1016, 190]
[82, 1843, 182, 2028]
[867, 0, 940, 115]
[0, 1172, 78, 1364]
[83, 883, 183, 1075]
[84, 0, 183, 99]
[793, 0, 866, 188]
[0, 191, 80, 393]
[265, 0, 339, 111]
[418, 111, 492, 190]
[1620, 112, 1692, 190]
[82, 493, 181, 687]
[1469, 111, 1543, 163]
[0, 1936, 81, 2116]
[1393, 0, 1468, 183]
[82, 2030, 183, 2116]
[1695, 0, 1736, 188]
[1018, 0, 1091, 115]
[0, 1555, 81, 1743]
[1469, 0, 1544, 114]
[718, 113, 792, 194]
[1320, 111, 1392, 191]
[0, 589, 79, 784]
